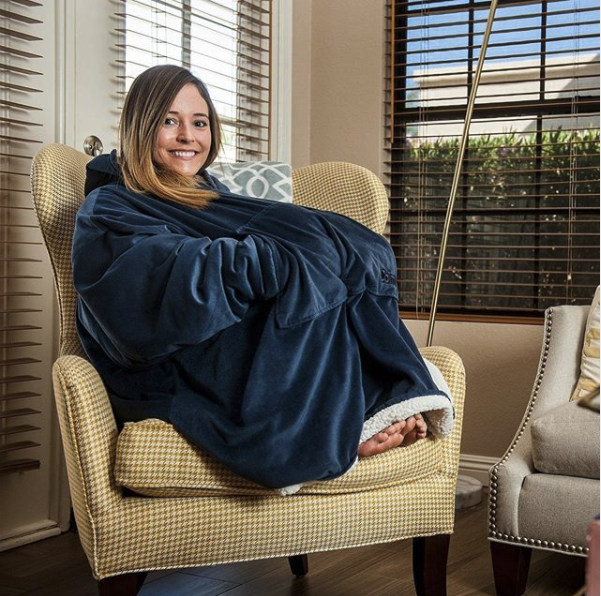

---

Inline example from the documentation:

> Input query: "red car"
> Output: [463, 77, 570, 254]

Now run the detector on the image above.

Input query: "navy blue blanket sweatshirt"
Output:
[73, 151, 454, 490]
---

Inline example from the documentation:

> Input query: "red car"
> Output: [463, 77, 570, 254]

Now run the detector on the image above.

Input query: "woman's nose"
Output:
[177, 123, 194, 142]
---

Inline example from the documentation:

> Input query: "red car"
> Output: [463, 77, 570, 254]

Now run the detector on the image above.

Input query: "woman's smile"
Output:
[170, 150, 199, 158]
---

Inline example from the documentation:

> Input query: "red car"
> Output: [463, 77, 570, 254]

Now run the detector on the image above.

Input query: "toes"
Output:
[360, 414, 429, 458]
[399, 413, 428, 446]
[369, 432, 391, 446]
[359, 433, 397, 457]
[403, 417, 417, 434]
[384, 421, 403, 435]
[392, 421, 405, 434]
[415, 415, 428, 436]
[358, 437, 377, 457]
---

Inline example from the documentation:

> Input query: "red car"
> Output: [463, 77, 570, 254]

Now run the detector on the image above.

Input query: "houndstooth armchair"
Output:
[31, 143, 466, 596]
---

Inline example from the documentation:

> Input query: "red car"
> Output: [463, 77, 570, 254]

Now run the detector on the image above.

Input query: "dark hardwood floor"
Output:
[0, 496, 587, 596]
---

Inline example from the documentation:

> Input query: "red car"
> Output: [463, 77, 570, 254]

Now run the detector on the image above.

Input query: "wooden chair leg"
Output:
[288, 554, 309, 577]
[413, 534, 451, 596]
[490, 540, 532, 596]
[98, 572, 147, 596]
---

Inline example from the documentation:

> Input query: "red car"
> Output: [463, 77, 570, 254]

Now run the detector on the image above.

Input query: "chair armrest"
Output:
[419, 346, 466, 477]
[53, 356, 123, 531]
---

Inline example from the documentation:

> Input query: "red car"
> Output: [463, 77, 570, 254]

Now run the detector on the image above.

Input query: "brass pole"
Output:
[426, 0, 499, 347]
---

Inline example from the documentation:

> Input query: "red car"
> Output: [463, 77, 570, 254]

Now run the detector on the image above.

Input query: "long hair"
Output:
[119, 65, 223, 207]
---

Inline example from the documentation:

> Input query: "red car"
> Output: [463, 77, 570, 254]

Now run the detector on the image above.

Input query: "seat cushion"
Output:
[518, 473, 599, 549]
[114, 418, 446, 497]
[531, 400, 600, 479]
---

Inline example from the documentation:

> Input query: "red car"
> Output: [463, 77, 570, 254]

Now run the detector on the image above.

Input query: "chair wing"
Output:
[292, 161, 389, 234]
[31, 143, 91, 358]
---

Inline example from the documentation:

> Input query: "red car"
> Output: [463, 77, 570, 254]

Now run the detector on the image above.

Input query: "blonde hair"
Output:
[119, 65, 223, 208]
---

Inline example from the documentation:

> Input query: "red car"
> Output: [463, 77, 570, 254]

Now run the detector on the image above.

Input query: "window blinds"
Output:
[387, 0, 600, 317]
[0, 0, 44, 474]
[115, 0, 272, 162]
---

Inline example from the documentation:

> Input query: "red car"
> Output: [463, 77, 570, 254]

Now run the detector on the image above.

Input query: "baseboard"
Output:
[459, 453, 498, 487]
[0, 521, 62, 553]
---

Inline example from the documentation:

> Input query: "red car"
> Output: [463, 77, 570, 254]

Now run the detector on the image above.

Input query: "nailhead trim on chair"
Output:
[488, 308, 589, 556]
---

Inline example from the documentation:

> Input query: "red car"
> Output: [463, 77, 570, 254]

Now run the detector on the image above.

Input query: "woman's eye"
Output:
[164, 117, 177, 125]
[194, 120, 208, 128]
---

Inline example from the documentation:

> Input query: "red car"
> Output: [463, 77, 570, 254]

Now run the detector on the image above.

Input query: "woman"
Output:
[73, 64, 453, 490]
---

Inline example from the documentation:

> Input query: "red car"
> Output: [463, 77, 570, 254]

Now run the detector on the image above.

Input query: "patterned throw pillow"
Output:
[571, 285, 600, 401]
[207, 161, 292, 202]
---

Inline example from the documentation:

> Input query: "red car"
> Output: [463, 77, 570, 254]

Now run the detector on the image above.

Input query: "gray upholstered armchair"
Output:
[488, 301, 600, 596]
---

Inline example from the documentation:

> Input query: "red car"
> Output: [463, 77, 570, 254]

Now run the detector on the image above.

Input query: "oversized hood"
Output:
[84, 150, 123, 196]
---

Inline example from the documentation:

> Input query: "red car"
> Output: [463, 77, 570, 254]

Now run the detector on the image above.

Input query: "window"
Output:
[387, 0, 600, 317]
[116, 0, 272, 162]
[0, 2, 44, 474]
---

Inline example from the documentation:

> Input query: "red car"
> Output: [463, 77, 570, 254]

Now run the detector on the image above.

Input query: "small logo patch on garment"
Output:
[381, 268, 394, 284]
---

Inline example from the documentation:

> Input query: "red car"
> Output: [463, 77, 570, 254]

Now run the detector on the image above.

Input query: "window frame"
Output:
[386, 0, 600, 320]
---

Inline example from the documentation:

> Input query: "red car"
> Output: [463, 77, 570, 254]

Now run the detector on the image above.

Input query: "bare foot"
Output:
[399, 413, 428, 447]
[358, 415, 427, 457]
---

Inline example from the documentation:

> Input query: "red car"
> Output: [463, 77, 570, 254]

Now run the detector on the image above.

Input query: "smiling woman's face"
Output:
[152, 83, 212, 179]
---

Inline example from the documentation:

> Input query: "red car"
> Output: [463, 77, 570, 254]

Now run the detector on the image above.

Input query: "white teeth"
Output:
[172, 151, 196, 157]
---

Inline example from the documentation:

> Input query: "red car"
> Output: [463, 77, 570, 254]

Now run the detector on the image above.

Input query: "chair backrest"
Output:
[31, 143, 91, 358]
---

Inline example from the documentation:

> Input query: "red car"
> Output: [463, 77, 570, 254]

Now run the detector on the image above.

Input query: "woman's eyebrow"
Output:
[166, 110, 209, 118]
